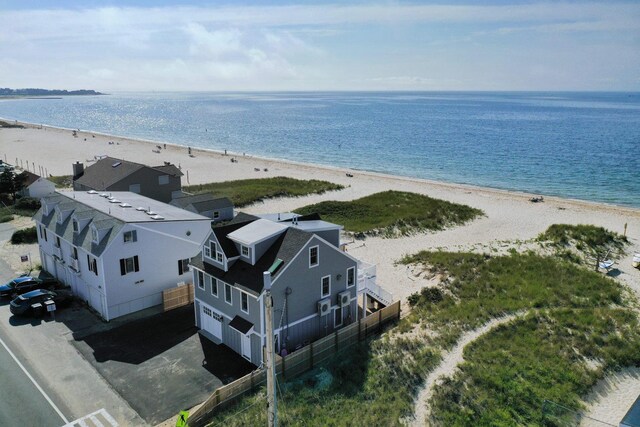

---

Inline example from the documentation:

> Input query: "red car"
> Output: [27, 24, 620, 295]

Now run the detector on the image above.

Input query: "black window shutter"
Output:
[93, 259, 98, 276]
[134, 256, 139, 272]
[87, 254, 91, 269]
[120, 259, 126, 275]
[133, 230, 137, 242]
[178, 260, 183, 275]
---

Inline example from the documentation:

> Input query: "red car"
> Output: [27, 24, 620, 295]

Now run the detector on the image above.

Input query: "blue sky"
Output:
[1, 1, 638, 91]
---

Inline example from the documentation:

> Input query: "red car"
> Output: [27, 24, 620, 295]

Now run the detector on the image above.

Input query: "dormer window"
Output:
[72, 219, 79, 233]
[91, 226, 99, 244]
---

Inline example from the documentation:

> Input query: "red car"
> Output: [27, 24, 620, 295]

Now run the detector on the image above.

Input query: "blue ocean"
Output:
[0, 92, 638, 207]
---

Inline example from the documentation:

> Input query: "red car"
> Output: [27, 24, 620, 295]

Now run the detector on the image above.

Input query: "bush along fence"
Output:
[186, 300, 401, 427]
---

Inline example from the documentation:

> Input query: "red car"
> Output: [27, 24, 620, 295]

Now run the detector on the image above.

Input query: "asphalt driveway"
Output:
[72, 304, 255, 424]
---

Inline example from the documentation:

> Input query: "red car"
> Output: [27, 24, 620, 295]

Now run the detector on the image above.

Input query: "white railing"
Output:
[53, 246, 62, 259]
[69, 258, 80, 272]
[357, 262, 394, 306]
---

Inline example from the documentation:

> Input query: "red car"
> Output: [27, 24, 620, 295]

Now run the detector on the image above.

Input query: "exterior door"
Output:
[241, 333, 251, 361]
[200, 303, 222, 341]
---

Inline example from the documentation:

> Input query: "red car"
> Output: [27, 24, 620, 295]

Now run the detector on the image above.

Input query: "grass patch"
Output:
[48, 175, 73, 188]
[0, 120, 24, 128]
[11, 226, 37, 244]
[0, 201, 40, 218]
[295, 190, 483, 237]
[400, 252, 622, 333]
[208, 251, 636, 426]
[538, 224, 628, 269]
[431, 309, 640, 426]
[206, 337, 440, 427]
[184, 177, 344, 208]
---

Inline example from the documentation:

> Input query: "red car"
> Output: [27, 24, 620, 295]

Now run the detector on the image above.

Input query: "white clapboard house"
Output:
[33, 191, 210, 320]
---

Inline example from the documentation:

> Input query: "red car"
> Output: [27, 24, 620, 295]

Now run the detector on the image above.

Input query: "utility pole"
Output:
[263, 271, 277, 427]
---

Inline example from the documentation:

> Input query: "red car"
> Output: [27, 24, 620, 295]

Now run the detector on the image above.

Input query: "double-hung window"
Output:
[241, 245, 249, 258]
[197, 271, 205, 290]
[87, 255, 98, 276]
[241, 292, 249, 314]
[178, 258, 189, 275]
[346, 267, 355, 288]
[309, 246, 319, 267]
[224, 283, 232, 305]
[123, 230, 137, 243]
[119, 256, 140, 275]
[321, 275, 331, 298]
[211, 278, 218, 297]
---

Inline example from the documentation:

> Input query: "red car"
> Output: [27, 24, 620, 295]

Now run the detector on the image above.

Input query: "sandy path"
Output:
[411, 313, 521, 426]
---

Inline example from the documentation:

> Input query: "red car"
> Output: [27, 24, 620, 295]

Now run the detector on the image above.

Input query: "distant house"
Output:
[18, 171, 55, 198]
[72, 157, 183, 203]
[169, 193, 234, 223]
[33, 191, 210, 320]
[190, 212, 367, 365]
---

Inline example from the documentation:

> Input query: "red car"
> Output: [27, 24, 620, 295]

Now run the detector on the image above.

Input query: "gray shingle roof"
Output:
[74, 157, 182, 190]
[34, 193, 124, 257]
[170, 194, 233, 213]
[192, 226, 313, 295]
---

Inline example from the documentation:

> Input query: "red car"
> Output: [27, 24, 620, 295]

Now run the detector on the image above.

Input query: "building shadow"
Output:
[199, 334, 255, 384]
[74, 304, 197, 364]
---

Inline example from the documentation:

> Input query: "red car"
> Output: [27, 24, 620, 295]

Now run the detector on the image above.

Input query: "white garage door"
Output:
[200, 303, 222, 341]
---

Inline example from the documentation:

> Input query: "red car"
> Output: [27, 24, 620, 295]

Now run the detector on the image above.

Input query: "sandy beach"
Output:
[2, 121, 640, 422]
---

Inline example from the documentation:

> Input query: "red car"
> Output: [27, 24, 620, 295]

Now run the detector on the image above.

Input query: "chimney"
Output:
[72, 161, 84, 180]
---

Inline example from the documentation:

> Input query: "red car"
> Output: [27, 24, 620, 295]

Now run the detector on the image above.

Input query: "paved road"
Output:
[0, 332, 67, 427]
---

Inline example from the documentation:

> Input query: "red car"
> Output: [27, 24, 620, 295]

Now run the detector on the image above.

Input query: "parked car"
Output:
[0, 276, 57, 298]
[9, 289, 73, 316]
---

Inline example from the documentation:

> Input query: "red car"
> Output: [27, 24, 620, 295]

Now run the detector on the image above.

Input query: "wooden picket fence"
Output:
[187, 300, 401, 427]
[163, 283, 194, 311]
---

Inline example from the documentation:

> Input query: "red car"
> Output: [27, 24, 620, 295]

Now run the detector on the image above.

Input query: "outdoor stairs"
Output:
[357, 262, 394, 307]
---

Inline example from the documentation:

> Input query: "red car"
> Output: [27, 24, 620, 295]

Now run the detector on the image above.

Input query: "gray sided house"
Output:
[169, 193, 234, 223]
[72, 157, 183, 203]
[190, 213, 359, 365]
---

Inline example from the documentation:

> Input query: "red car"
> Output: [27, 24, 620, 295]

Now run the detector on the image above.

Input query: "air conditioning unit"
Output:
[338, 291, 350, 307]
[317, 299, 331, 316]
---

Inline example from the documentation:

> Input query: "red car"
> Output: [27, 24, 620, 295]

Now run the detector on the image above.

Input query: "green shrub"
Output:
[11, 226, 37, 244]
[0, 215, 13, 223]
[15, 197, 41, 210]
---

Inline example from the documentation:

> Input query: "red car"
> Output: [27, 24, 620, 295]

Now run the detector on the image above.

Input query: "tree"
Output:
[0, 169, 28, 201]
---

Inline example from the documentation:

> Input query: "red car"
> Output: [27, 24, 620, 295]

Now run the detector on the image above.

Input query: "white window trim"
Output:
[321, 275, 331, 298]
[224, 283, 233, 305]
[204, 246, 211, 258]
[91, 226, 99, 244]
[197, 271, 205, 291]
[72, 219, 79, 234]
[334, 306, 343, 328]
[211, 277, 218, 297]
[346, 266, 356, 288]
[240, 291, 249, 314]
[241, 245, 249, 258]
[309, 245, 319, 268]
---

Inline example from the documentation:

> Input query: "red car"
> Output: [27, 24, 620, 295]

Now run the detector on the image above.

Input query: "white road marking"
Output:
[63, 409, 118, 427]
[0, 335, 69, 424]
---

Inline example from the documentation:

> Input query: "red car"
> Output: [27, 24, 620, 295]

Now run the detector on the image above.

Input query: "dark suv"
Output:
[0, 276, 56, 298]
[10, 289, 73, 316]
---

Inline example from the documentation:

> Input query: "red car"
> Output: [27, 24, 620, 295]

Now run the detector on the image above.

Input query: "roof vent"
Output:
[109, 199, 121, 204]
[150, 215, 165, 220]
[146, 210, 157, 216]
[87, 190, 98, 194]
[136, 207, 147, 211]
[119, 203, 132, 208]
[112, 162, 122, 168]
[100, 193, 109, 198]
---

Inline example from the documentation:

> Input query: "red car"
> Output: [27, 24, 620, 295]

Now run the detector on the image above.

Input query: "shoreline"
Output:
[4, 118, 640, 215]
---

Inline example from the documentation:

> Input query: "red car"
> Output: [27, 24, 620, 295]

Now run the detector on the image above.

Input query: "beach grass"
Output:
[204, 252, 634, 426]
[184, 176, 344, 207]
[294, 190, 483, 236]
[431, 308, 640, 425]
